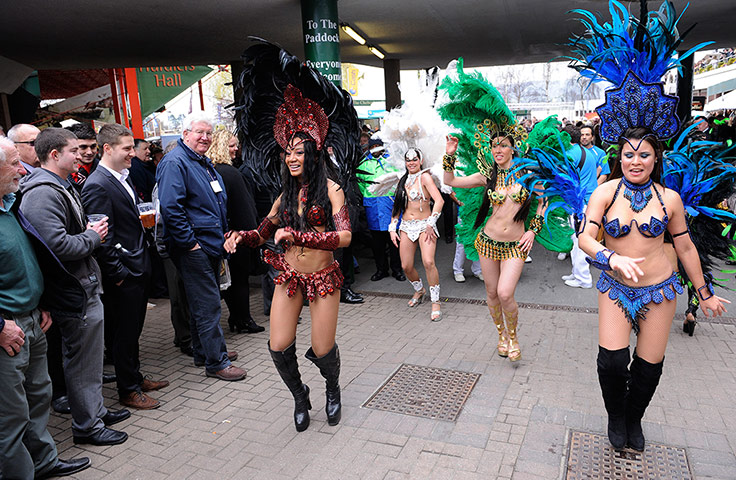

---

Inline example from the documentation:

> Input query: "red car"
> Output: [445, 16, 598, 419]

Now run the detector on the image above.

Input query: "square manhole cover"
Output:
[361, 363, 480, 422]
[566, 430, 692, 479]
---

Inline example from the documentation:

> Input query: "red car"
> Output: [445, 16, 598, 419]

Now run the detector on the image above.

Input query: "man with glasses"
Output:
[157, 112, 246, 382]
[7, 124, 41, 174]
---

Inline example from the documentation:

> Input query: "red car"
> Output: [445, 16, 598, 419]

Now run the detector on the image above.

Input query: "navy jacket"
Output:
[156, 139, 228, 258]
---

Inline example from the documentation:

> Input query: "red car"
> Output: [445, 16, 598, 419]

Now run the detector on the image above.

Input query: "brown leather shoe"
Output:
[120, 391, 161, 410]
[141, 377, 169, 392]
[194, 351, 238, 367]
[205, 365, 247, 381]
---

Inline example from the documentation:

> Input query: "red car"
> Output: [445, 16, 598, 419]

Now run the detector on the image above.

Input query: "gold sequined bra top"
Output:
[488, 168, 528, 206]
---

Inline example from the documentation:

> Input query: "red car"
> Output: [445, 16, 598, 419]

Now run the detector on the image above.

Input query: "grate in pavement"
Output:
[361, 363, 480, 422]
[566, 430, 692, 480]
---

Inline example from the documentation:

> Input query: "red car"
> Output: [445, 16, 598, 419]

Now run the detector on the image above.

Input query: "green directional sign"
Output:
[136, 65, 212, 117]
[301, 0, 341, 86]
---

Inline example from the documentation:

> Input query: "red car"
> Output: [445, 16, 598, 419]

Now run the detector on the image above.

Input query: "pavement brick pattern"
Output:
[49, 289, 736, 479]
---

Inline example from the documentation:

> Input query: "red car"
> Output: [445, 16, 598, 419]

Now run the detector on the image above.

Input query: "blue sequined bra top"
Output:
[601, 178, 668, 238]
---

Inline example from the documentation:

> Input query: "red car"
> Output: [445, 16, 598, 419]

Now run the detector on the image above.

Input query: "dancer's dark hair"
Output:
[391, 148, 423, 218]
[474, 135, 532, 228]
[278, 132, 338, 231]
[608, 127, 664, 183]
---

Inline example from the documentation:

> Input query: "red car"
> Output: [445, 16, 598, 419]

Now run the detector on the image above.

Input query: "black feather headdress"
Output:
[234, 38, 361, 192]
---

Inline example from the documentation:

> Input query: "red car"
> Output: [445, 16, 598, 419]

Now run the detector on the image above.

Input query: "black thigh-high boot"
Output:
[305, 343, 341, 426]
[626, 353, 663, 451]
[597, 345, 630, 449]
[268, 341, 311, 432]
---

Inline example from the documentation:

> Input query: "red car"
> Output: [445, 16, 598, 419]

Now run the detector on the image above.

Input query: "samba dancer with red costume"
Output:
[225, 40, 361, 432]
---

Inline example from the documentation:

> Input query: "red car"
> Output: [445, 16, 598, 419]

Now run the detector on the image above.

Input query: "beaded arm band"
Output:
[528, 214, 544, 235]
[425, 211, 441, 228]
[586, 248, 614, 271]
[698, 281, 714, 301]
[388, 219, 398, 233]
[332, 205, 351, 232]
[442, 154, 456, 173]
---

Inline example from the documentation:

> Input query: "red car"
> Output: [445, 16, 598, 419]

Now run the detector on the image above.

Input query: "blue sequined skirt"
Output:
[597, 271, 683, 334]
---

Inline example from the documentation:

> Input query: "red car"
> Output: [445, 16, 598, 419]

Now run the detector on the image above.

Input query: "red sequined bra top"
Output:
[281, 205, 329, 229]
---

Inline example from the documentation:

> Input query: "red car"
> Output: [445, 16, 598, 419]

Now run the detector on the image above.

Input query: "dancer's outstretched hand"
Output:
[224, 232, 240, 253]
[390, 231, 400, 247]
[424, 228, 437, 245]
[701, 295, 730, 318]
[609, 254, 645, 283]
[275, 228, 295, 247]
[445, 135, 459, 155]
[519, 231, 535, 253]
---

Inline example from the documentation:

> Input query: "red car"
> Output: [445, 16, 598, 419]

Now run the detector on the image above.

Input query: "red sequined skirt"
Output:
[263, 249, 343, 301]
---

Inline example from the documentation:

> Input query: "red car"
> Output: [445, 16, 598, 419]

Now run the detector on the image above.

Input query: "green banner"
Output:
[301, 0, 341, 86]
[136, 65, 212, 117]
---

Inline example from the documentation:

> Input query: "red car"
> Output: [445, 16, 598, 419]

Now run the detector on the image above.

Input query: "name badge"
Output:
[210, 180, 223, 193]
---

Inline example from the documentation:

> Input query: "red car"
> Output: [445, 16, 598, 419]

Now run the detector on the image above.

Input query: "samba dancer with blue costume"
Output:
[562, 1, 731, 452]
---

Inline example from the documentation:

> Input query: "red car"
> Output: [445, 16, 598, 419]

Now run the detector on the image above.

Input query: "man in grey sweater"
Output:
[19, 128, 130, 446]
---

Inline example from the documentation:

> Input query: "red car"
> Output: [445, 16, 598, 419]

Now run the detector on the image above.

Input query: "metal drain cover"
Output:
[361, 364, 480, 422]
[566, 430, 692, 479]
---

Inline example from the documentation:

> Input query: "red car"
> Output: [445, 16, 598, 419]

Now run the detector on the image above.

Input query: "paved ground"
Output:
[50, 240, 736, 479]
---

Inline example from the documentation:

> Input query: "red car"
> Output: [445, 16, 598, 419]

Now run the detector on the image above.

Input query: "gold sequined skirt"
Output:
[474, 231, 527, 261]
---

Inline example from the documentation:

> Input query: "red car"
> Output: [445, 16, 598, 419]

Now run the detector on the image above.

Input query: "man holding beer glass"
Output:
[82, 124, 169, 411]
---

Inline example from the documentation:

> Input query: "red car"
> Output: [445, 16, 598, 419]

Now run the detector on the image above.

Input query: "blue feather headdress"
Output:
[567, 1, 712, 142]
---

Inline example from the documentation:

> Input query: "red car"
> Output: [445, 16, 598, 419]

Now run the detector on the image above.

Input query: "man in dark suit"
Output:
[82, 124, 169, 410]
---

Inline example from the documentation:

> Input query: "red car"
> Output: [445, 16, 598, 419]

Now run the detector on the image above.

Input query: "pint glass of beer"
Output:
[138, 202, 156, 229]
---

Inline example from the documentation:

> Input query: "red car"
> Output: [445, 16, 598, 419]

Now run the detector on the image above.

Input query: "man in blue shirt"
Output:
[562, 126, 608, 288]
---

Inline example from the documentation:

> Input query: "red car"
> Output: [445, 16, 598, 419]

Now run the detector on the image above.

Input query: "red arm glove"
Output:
[286, 227, 340, 251]
[232, 217, 278, 248]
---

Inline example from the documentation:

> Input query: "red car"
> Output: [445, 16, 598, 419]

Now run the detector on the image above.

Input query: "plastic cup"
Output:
[137, 202, 155, 229]
[87, 214, 107, 243]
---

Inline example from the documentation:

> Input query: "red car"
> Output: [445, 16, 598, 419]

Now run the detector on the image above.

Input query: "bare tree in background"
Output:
[496, 65, 545, 102]
[543, 63, 553, 102]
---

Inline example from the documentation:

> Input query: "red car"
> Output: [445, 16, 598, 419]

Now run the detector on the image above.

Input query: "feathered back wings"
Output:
[235, 38, 361, 192]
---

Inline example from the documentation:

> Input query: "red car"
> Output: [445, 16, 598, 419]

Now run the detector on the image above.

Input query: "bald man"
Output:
[7, 124, 41, 174]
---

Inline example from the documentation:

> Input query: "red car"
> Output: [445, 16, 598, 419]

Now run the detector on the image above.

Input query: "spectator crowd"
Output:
[1, 107, 735, 479]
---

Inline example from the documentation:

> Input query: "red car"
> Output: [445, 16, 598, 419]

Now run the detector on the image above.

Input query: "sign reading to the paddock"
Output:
[301, 0, 341, 86]
[136, 66, 212, 117]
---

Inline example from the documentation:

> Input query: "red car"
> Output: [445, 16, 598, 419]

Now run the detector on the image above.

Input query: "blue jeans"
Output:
[172, 248, 229, 372]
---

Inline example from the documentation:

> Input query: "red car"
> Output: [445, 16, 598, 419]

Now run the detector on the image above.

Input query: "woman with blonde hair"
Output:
[207, 128, 264, 334]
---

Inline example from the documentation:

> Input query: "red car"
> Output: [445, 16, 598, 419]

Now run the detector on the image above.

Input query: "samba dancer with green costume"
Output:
[438, 60, 572, 362]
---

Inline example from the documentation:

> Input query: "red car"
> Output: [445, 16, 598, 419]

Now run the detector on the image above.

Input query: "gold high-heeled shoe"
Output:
[504, 308, 521, 362]
[490, 304, 508, 357]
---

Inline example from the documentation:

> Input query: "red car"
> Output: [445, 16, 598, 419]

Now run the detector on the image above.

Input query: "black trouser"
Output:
[222, 249, 253, 321]
[45, 321, 66, 401]
[441, 193, 456, 241]
[147, 244, 169, 298]
[370, 230, 401, 274]
[102, 276, 148, 396]
[337, 244, 355, 291]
